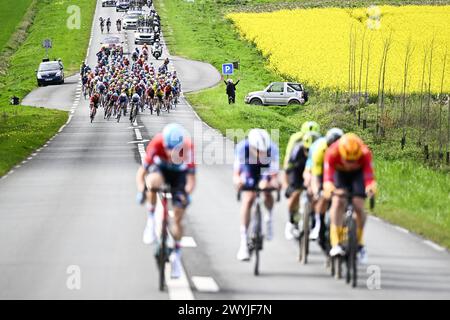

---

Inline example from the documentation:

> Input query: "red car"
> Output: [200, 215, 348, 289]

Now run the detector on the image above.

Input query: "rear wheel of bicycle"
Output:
[330, 256, 335, 276]
[300, 211, 310, 265]
[254, 241, 260, 276]
[159, 231, 167, 291]
[334, 256, 342, 279]
[347, 217, 358, 287]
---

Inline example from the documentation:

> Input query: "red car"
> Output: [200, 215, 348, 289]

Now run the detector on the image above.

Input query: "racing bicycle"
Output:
[330, 191, 375, 288]
[130, 101, 139, 123]
[89, 103, 97, 123]
[150, 186, 173, 292]
[237, 187, 280, 276]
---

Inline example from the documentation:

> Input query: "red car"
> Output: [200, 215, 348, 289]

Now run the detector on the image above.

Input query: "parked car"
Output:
[135, 27, 154, 45]
[244, 82, 308, 106]
[36, 60, 64, 86]
[102, 0, 116, 7]
[116, 0, 130, 12]
[122, 13, 140, 30]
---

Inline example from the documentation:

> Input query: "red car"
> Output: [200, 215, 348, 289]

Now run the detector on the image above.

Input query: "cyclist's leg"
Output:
[144, 167, 164, 208]
[349, 170, 367, 247]
[285, 169, 302, 223]
[329, 171, 348, 254]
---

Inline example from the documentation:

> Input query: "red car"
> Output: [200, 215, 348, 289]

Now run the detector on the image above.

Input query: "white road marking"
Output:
[370, 216, 381, 222]
[181, 237, 197, 248]
[31, 153, 37, 157]
[191, 277, 220, 293]
[14, 165, 21, 169]
[394, 226, 409, 234]
[128, 139, 149, 144]
[21, 160, 27, 164]
[423, 240, 446, 252]
[165, 264, 194, 300]
[134, 129, 142, 140]
[27, 157, 32, 160]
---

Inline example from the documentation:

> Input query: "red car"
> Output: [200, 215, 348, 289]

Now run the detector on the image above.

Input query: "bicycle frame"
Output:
[149, 186, 172, 291]
[237, 187, 280, 276]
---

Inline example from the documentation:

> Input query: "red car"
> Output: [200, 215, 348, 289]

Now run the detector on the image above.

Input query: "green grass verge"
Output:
[156, 0, 450, 248]
[0, 0, 33, 52]
[0, 106, 68, 176]
[0, 0, 97, 176]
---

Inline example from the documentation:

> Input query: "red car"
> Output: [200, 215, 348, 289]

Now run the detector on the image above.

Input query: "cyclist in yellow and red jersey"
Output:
[323, 133, 376, 264]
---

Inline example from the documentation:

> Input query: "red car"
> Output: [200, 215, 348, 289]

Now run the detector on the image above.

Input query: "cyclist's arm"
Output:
[136, 166, 147, 193]
[361, 148, 375, 188]
[323, 147, 337, 185]
[284, 132, 302, 169]
[267, 143, 280, 177]
[185, 173, 196, 194]
[233, 141, 246, 185]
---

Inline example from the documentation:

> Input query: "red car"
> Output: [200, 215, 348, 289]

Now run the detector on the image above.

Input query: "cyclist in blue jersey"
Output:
[233, 129, 280, 261]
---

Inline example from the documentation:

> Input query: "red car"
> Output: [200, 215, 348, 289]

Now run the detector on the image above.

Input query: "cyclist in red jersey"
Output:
[323, 133, 376, 264]
[135, 123, 196, 278]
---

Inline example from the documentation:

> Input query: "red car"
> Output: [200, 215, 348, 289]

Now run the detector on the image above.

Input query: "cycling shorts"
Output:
[334, 169, 366, 198]
[147, 165, 190, 209]
[284, 168, 304, 198]
[239, 165, 271, 189]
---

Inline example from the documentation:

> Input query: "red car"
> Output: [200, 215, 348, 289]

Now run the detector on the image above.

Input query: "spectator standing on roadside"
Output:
[223, 76, 240, 104]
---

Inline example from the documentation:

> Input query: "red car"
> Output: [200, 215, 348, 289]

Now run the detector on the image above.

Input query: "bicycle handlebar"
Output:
[237, 187, 281, 202]
[332, 190, 375, 210]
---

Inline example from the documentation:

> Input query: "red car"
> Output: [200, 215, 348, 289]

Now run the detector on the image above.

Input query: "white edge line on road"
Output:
[423, 240, 446, 252]
[191, 276, 220, 293]
[394, 226, 409, 234]
[181, 236, 197, 248]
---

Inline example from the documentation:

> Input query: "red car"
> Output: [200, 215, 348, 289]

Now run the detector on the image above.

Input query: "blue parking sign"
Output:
[222, 63, 234, 75]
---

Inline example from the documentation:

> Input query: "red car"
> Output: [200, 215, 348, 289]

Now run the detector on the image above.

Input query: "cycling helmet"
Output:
[338, 133, 363, 161]
[325, 128, 344, 146]
[162, 123, 186, 150]
[248, 128, 271, 152]
[302, 131, 320, 149]
[300, 121, 320, 134]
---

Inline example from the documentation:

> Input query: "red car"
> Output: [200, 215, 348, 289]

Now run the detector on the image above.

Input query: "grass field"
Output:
[0, 0, 97, 177]
[0, 0, 33, 52]
[155, 0, 450, 248]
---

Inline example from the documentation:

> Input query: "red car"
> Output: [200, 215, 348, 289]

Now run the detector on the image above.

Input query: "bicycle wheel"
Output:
[253, 204, 262, 276]
[158, 212, 169, 291]
[299, 194, 310, 264]
[347, 216, 358, 287]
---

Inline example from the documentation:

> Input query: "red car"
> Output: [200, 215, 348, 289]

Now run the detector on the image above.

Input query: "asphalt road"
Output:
[0, 0, 449, 299]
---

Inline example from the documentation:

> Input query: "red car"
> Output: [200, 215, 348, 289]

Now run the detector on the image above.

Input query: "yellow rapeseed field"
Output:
[227, 5, 450, 94]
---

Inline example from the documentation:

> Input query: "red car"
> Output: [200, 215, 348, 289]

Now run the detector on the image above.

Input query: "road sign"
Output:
[42, 39, 52, 49]
[222, 63, 234, 75]
[232, 61, 239, 70]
